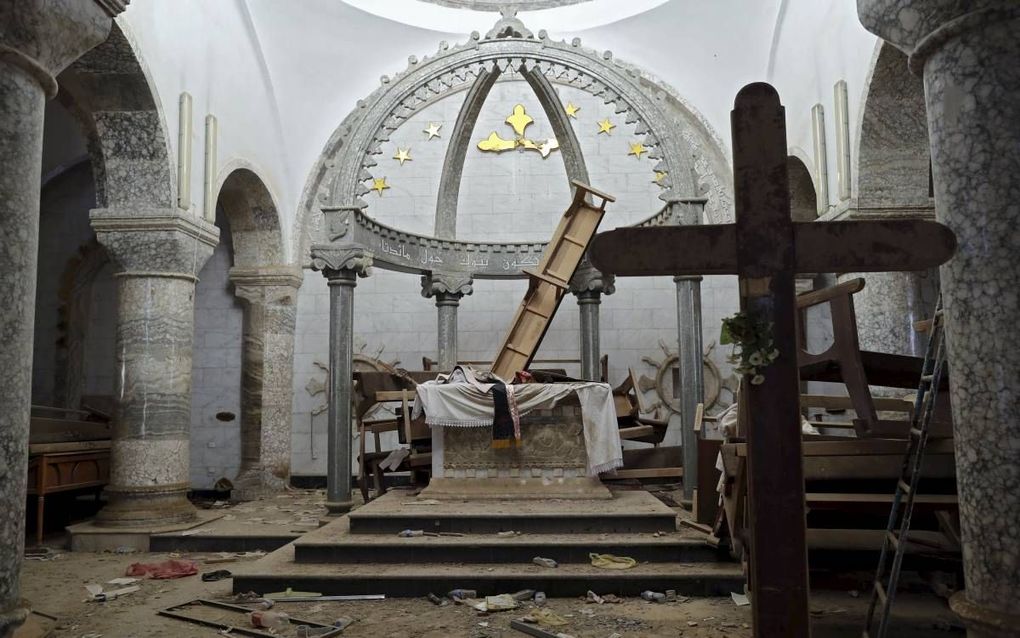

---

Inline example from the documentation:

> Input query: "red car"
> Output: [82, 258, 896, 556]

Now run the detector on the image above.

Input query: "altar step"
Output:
[232, 543, 744, 598]
[347, 489, 677, 535]
[294, 518, 725, 564]
[231, 490, 744, 598]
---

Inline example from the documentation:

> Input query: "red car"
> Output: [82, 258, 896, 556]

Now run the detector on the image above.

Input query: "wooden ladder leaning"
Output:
[491, 181, 615, 380]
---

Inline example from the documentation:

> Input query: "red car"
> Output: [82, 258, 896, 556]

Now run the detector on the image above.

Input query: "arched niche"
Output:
[787, 155, 818, 222]
[216, 166, 287, 268]
[294, 20, 732, 262]
[855, 43, 932, 208]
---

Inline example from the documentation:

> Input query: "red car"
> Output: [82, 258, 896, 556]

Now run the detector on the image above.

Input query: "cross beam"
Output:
[589, 83, 956, 638]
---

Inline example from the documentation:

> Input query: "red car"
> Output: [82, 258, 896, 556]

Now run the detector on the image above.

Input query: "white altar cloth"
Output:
[413, 381, 623, 476]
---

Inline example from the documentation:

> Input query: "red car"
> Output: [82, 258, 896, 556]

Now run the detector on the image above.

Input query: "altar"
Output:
[415, 377, 622, 500]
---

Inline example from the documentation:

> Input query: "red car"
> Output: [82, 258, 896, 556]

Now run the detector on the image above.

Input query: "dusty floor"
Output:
[18, 549, 964, 638]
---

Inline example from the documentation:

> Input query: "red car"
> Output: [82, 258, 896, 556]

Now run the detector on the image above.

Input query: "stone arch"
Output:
[787, 155, 817, 222]
[845, 41, 937, 358]
[294, 20, 731, 261]
[215, 165, 287, 268]
[854, 42, 931, 207]
[55, 22, 175, 210]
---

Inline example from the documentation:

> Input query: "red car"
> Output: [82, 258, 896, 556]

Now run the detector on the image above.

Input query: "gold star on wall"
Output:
[653, 171, 668, 184]
[371, 177, 390, 195]
[393, 148, 412, 165]
[628, 142, 648, 159]
[597, 119, 615, 135]
[424, 122, 442, 140]
[565, 102, 580, 118]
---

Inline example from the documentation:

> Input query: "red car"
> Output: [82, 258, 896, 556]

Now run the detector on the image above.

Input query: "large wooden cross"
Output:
[588, 83, 956, 638]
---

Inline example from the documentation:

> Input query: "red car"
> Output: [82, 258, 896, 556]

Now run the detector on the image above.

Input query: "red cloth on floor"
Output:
[125, 559, 198, 579]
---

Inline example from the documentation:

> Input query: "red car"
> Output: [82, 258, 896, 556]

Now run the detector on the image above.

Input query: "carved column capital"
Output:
[857, 1, 1020, 72]
[310, 244, 373, 280]
[570, 264, 615, 298]
[421, 272, 474, 301]
[90, 206, 219, 278]
[229, 265, 303, 306]
[0, 0, 118, 97]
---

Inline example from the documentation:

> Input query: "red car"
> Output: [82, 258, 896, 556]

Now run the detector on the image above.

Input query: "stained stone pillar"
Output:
[229, 266, 303, 499]
[421, 273, 473, 371]
[311, 246, 372, 514]
[674, 275, 704, 500]
[89, 209, 218, 526]
[570, 266, 614, 382]
[0, 3, 123, 635]
[858, 3, 1020, 634]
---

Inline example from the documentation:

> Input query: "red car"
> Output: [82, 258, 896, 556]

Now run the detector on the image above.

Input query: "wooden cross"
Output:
[588, 83, 956, 638]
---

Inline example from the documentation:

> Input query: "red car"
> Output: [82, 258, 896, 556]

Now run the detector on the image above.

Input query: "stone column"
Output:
[0, 3, 123, 635]
[570, 266, 614, 382]
[229, 266, 303, 499]
[674, 274, 704, 500]
[90, 208, 218, 527]
[858, 4, 1020, 635]
[311, 246, 372, 514]
[421, 273, 473, 371]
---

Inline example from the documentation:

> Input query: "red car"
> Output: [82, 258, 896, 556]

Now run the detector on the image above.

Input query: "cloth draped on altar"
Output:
[413, 380, 623, 476]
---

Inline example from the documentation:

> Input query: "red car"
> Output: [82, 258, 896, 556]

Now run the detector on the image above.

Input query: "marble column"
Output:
[674, 275, 704, 500]
[311, 245, 372, 514]
[0, 3, 123, 635]
[90, 208, 218, 527]
[421, 273, 473, 371]
[570, 266, 614, 382]
[229, 266, 303, 500]
[858, 3, 1020, 635]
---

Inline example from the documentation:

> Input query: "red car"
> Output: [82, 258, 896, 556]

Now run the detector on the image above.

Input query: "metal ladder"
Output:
[862, 295, 948, 638]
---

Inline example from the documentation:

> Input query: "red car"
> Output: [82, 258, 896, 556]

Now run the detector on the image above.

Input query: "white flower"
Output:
[751, 374, 765, 385]
[748, 352, 764, 366]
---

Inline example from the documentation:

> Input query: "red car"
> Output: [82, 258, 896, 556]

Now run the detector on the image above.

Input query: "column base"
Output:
[231, 466, 287, 502]
[0, 600, 29, 638]
[93, 483, 197, 528]
[950, 591, 1020, 637]
[324, 500, 354, 516]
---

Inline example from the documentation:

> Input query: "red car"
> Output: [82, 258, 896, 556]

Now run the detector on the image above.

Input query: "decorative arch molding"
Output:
[56, 22, 175, 210]
[215, 165, 287, 268]
[295, 18, 731, 262]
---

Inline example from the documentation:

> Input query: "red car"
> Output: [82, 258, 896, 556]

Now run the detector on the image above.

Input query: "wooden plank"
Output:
[805, 493, 957, 506]
[491, 182, 612, 379]
[732, 439, 955, 457]
[806, 528, 955, 552]
[28, 440, 111, 455]
[29, 417, 111, 444]
[618, 425, 657, 440]
[800, 394, 913, 413]
[610, 467, 683, 479]
[803, 455, 955, 481]
[795, 278, 864, 309]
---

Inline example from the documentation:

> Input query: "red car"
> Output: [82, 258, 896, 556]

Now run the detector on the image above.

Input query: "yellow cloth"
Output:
[589, 553, 637, 570]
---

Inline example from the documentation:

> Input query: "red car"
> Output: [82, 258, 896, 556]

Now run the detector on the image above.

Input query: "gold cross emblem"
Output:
[477, 104, 559, 159]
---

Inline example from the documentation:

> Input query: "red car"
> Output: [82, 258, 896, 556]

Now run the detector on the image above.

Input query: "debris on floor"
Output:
[532, 556, 558, 568]
[125, 559, 198, 579]
[85, 583, 139, 602]
[589, 553, 637, 570]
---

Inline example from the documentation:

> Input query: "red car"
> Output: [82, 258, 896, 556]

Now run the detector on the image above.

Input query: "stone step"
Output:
[293, 518, 724, 564]
[348, 489, 678, 535]
[232, 544, 745, 598]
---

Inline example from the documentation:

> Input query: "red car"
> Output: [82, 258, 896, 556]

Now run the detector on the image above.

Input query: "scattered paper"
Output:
[106, 577, 140, 586]
[731, 592, 751, 606]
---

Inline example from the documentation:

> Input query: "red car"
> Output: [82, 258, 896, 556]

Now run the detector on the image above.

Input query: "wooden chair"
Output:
[796, 278, 951, 438]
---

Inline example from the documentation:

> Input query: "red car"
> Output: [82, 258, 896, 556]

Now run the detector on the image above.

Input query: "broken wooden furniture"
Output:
[422, 355, 580, 376]
[353, 370, 439, 502]
[613, 368, 670, 445]
[796, 278, 952, 438]
[715, 436, 959, 567]
[27, 404, 111, 544]
[588, 83, 956, 637]
[491, 181, 614, 380]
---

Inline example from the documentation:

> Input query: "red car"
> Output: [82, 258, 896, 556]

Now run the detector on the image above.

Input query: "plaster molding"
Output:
[310, 244, 373, 278]
[90, 207, 219, 246]
[229, 265, 304, 293]
[94, 0, 130, 17]
[421, 272, 475, 299]
[570, 263, 615, 296]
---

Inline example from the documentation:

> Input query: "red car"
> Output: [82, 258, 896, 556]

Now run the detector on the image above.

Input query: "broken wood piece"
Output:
[157, 599, 343, 638]
[510, 619, 575, 638]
